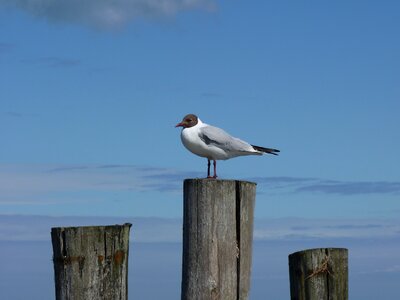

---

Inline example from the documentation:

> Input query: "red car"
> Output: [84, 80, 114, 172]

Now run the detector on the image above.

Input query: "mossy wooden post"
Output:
[181, 179, 256, 300]
[51, 223, 132, 300]
[289, 248, 348, 300]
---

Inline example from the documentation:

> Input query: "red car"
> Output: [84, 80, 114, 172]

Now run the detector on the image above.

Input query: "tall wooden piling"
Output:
[181, 179, 256, 300]
[51, 223, 131, 300]
[289, 248, 348, 300]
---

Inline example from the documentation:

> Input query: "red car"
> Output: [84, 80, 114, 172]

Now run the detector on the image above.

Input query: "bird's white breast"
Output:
[180, 124, 229, 160]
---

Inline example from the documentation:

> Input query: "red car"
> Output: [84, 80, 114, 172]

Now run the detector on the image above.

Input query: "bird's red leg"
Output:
[213, 160, 218, 179]
[207, 159, 212, 178]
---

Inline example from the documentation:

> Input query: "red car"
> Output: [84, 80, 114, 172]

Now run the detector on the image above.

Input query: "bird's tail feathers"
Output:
[251, 145, 280, 155]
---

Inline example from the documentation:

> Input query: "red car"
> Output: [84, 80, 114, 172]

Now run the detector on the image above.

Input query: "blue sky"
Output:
[0, 0, 400, 298]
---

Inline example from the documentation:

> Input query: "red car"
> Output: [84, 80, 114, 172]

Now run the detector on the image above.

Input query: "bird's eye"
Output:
[185, 119, 192, 122]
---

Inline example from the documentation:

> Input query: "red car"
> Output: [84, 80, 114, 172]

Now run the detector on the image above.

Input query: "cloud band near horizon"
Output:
[0, 164, 399, 206]
[1, 214, 399, 242]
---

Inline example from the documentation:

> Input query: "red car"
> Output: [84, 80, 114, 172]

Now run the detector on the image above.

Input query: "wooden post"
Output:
[51, 223, 132, 300]
[289, 248, 348, 300]
[181, 179, 256, 300]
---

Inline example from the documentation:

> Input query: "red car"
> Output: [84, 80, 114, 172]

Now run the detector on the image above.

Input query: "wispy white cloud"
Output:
[21, 56, 81, 68]
[375, 265, 400, 274]
[1, 214, 399, 242]
[3, 111, 24, 118]
[2, 111, 39, 118]
[250, 176, 400, 196]
[296, 180, 400, 195]
[253, 218, 400, 241]
[0, 164, 189, 204]
[357, 264, 400, 275]
[1, 165, 399, 206]
[0, 0, 217, 29]
[0, 214, 182, 242]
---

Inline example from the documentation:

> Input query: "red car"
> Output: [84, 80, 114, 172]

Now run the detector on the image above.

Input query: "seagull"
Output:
[175, 114, 279, 178]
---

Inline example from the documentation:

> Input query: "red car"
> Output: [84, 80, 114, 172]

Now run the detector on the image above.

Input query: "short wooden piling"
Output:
[51, 223, 131, 300]
[181, 179, 256, 300]
[289, 248, 348, 300]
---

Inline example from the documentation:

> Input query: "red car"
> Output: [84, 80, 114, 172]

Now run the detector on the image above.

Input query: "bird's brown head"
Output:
[175, 114, 198, 128]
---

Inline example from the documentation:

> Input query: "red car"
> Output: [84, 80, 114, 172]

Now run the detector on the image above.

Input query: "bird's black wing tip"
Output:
[251, 145, 280, 155]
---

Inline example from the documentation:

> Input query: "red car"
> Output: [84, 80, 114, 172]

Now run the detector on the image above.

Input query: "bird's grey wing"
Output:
[198, 125, 253, 152]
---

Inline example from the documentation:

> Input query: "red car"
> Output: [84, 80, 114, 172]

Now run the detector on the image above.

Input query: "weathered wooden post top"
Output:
[51, 223, 131, 300]
[289, 248, 348, 300]
[181, 178, 256, 300]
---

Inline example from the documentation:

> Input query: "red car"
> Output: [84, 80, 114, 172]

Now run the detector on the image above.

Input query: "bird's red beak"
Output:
[175, 122, 184, 128]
